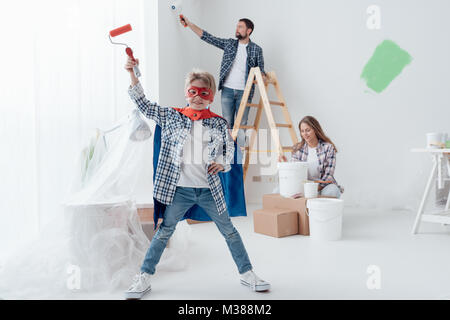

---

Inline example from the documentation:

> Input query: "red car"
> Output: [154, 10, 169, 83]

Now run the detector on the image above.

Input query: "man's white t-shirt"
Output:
[177, 120, 210, 188]
[223, 43, 248, 90]
[307, 147, 320, 181]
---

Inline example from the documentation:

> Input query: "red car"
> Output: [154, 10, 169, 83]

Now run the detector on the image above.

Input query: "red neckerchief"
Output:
[172, 106, 224, 121]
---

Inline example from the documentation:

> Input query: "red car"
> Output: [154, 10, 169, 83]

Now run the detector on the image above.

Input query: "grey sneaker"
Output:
[124, 272, 152, 300]
[240, 270, 271, 292]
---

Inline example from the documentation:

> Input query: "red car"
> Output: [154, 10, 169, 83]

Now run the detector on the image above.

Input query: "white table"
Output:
[411, 148, 450, 234]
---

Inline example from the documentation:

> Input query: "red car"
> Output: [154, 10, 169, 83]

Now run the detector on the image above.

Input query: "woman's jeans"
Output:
[140, 187, 253, 275]
[221, 87, 250, 149]
[320, 184, 342, 199]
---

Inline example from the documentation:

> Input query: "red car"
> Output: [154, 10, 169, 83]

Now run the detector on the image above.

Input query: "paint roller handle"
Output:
[179, 14, 188, 28]
[126, 48, 141, 78]
[125, 56, 140, 86]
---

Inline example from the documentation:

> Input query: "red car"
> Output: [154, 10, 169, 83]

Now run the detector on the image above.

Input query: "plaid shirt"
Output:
[201, 30, 266, 101]
[292, 140, 344, 193]
[128, 82, 235, 215]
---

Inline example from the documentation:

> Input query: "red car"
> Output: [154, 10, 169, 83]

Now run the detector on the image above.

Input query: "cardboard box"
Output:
[253, 208, 298, 238]
[137, 207, 154, 222]
[262, 194, 336, 236]
[187, 219, 212, 225]
[262, 194, 310, 235]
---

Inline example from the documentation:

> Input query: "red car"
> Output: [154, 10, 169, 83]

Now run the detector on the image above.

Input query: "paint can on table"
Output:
[427, 133, 443, 149]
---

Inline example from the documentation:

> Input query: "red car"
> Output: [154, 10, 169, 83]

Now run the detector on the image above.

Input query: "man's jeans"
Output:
[221, 87, 251, 150]
[141, 187, 253, 275]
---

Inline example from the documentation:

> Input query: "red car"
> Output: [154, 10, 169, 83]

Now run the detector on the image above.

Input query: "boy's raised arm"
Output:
[126, 58, 167, 127]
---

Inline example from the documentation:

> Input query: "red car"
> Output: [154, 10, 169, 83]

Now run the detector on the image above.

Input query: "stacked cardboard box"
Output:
[254, 194, 333, 238]
[253, 207, 298, 238]
[262, 194, 310, 236]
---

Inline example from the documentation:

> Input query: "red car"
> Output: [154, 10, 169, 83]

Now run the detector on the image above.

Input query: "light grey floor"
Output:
[73, 203, 450, 300]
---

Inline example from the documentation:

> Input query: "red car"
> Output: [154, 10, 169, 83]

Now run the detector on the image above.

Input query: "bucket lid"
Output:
[277, 161, 308, 170]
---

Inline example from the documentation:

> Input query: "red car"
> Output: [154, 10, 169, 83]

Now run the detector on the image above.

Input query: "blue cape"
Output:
[152, 124, 247, 227]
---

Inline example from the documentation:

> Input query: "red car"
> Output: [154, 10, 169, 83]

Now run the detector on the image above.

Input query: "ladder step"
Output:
[247, 103, 260, 108]
[283, 146, 294, 152]
[252, 79, 276, 85]
[269, 101, 285, 106]
[275, 124, 292, 128]
[240, 125, 256, 130]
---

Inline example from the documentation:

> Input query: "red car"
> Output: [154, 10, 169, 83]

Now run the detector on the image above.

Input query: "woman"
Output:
[279, 116, 344, 198]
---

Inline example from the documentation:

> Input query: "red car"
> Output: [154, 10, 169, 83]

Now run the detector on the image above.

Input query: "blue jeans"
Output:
[320, 184, 342, 199]
[221, 87, 251, 148]
[141, 187, 253, 275]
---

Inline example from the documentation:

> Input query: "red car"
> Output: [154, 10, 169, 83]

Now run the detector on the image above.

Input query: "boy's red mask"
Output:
[186, 86, 214, 102]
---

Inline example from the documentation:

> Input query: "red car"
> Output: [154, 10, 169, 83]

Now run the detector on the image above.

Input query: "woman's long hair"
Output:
[293, 116, 338, 153]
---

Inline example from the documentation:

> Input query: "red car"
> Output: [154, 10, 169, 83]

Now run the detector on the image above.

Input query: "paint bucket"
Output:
[277, 162, 308, 198]
[307, 198, 344, 241]
[304, 182, 319, 198]
[427, 133, 443, 149]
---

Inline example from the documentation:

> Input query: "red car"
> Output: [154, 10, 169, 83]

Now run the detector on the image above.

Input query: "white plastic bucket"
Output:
[304, 182, 319, 198]
[307, 198, 344, 241]
[426, 133, 443, 149]
[277, 162, 308, 198]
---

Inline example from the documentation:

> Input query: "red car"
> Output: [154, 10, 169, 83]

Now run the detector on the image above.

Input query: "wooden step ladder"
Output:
[231, 67, 299, 180]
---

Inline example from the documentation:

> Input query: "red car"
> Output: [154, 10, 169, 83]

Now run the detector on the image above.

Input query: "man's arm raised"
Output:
[180, 15, 203, 37]
[181, 15, 228, 50]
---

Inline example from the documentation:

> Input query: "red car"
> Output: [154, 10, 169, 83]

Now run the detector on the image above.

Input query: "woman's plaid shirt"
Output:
[129, 82, 235, 215]
[292, 140, 344, 193]
[201, 30, 265, 102]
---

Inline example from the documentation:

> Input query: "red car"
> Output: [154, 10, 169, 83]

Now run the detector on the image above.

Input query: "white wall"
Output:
[178, 0, 450, 209]
[157, 0, 205, 107]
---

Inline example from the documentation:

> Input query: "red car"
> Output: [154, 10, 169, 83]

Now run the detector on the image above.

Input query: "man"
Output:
[181, 16, 267, 149]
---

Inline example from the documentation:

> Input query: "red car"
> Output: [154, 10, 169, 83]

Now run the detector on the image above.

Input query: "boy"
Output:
[123, 57, 270, 300]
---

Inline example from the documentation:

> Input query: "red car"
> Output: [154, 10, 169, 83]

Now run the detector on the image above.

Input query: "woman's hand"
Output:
[290, 193, 303, 199]
[125, 56, 139, 74]
[278, 155, 288, 162]
[208, 162, 224, 175]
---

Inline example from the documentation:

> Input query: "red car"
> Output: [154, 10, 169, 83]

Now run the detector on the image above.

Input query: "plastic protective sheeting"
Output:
[0, 110, 191, 299]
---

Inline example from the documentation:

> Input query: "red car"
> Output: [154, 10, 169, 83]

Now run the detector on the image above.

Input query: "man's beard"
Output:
[236, 33, 245, 40]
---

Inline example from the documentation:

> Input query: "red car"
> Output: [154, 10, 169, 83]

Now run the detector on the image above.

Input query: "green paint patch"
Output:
[361, 40, 412, 93]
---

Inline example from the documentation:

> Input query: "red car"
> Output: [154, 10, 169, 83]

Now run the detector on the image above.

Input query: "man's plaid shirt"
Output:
[129, 82, 235, 215]
[201, 30, 266, 101]
[292, 140, 344, 193]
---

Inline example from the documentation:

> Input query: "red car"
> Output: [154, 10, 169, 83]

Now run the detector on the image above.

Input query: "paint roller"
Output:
[109, 24, 141, 78]
[170, 3, 188, 27]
